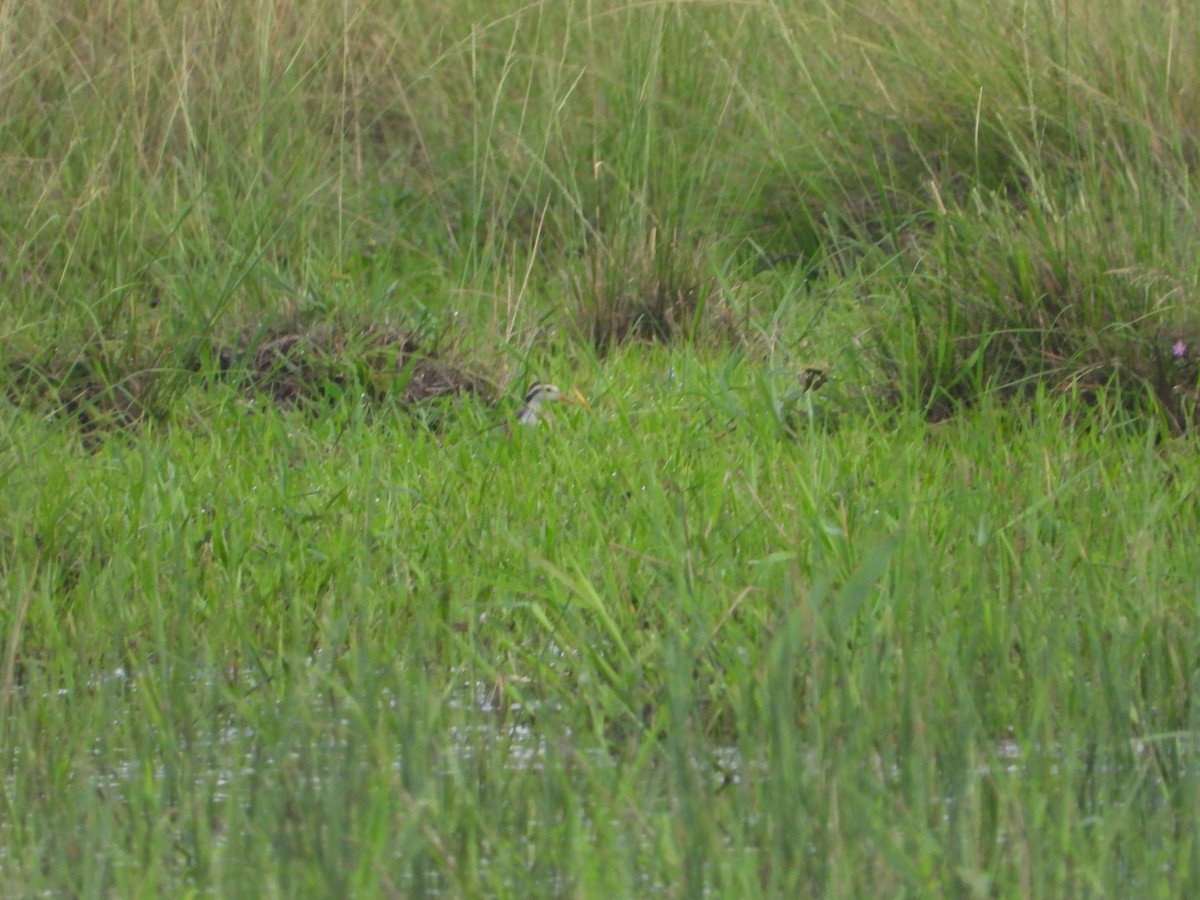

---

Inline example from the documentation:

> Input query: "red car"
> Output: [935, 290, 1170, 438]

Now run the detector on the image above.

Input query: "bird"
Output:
[513, 382, 588, 428]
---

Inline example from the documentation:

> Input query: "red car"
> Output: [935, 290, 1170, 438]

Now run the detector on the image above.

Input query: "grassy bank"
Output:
[2, 0, 1198, 895]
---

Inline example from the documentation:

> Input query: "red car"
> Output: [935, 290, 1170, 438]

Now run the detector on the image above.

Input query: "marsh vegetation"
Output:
[2, 1, 1198, 894]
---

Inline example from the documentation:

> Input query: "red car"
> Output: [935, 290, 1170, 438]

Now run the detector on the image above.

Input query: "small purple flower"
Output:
[1172, 339, 1187, 358]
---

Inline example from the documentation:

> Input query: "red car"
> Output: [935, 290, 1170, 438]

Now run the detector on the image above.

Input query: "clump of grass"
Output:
[868, 182, 1200, 428]
[745, 0, 1200, 429]
[566, 228, 733, 353]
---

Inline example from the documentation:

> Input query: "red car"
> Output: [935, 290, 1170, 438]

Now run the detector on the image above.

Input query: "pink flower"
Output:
[1172, 339, 1187, 358]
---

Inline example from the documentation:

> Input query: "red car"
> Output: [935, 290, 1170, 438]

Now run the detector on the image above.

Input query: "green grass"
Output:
[2, 0, 1200, 895]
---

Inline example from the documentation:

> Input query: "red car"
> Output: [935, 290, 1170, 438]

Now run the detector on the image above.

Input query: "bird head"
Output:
[516, 382, 588, 426]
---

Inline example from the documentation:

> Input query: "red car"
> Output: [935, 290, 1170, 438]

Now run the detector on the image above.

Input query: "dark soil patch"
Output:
[6, 360, 151, 438]
[215, 324, 486, 407]
[6, 324, 489, 440]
